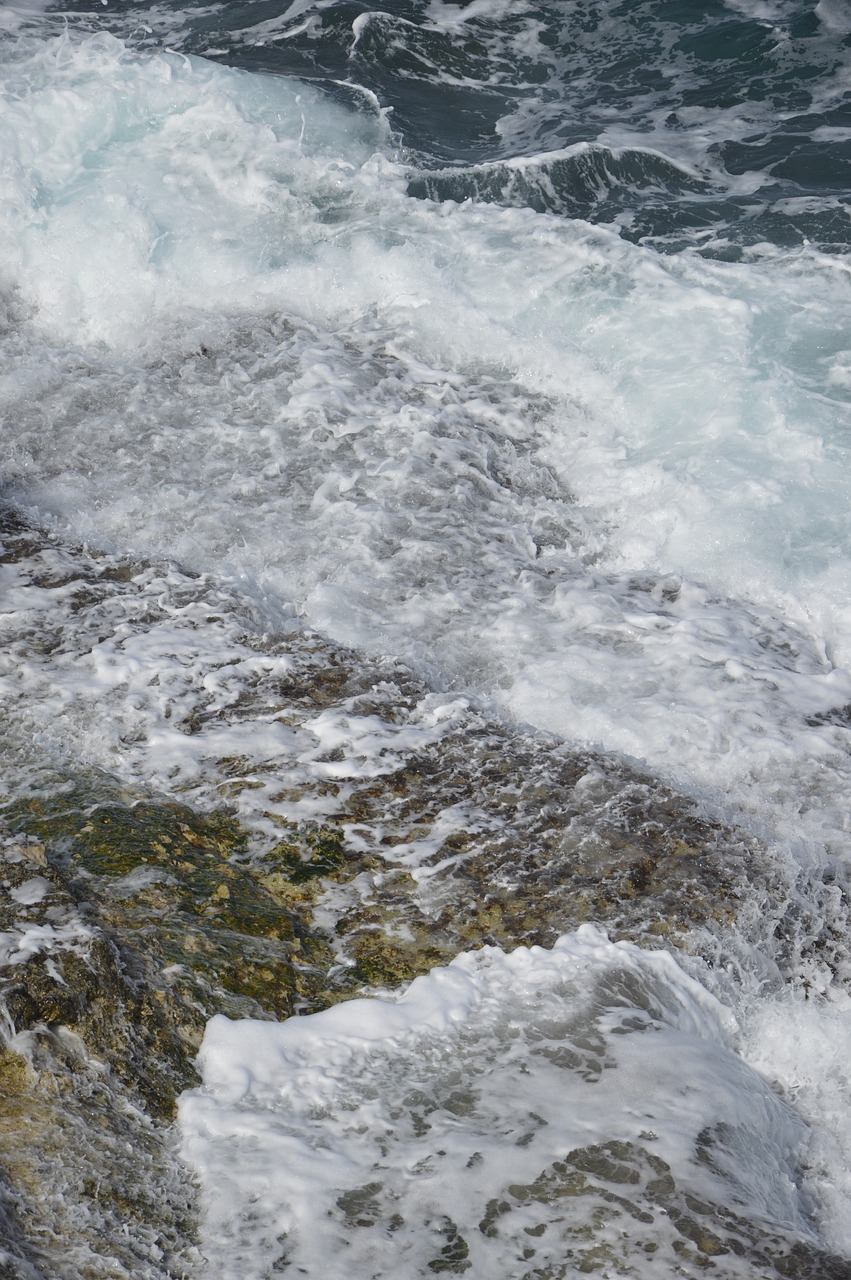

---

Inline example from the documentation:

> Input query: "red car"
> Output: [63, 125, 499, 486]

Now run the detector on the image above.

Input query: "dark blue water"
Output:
[47, 0, 851, 255]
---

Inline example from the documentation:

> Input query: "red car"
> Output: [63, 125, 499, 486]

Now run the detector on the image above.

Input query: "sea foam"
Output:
[180, 927, 815, 1278]
[4, 18, 851, 1266]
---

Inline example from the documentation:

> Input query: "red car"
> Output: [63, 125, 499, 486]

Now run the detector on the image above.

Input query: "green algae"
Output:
[348, 933, 444, 988]
[0, 785, 345, 1278]
[248, 731, 757, 994]
[2, 787, 340, 1061]
[267, 825, 349, 884]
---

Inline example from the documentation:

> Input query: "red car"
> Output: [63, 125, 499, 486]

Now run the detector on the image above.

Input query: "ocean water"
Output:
[3, 0, 851, 1274]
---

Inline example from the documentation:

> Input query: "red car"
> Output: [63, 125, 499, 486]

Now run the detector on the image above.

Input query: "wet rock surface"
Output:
[0, 831, 200, 1279]
[1, 507, 850, 1277]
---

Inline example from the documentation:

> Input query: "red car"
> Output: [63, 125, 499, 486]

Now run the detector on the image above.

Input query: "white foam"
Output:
[0, 919, 93, 967]
[5, 88, 851, 857]
[2, 24, 851, 917]
[739, 984, 851, 1254]
[3, 24, 851, 1262]
[1, 43, 849, 827]
[815, 0, 851, 33]
[8, 876, 50, 906]
[180, 928, 815, 1278]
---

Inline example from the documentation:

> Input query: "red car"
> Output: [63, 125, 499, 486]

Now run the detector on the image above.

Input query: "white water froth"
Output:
[180, 927, 815, 1278]
[742, 986, 851, 1257]
[3, 32, 851, 852]
[4, 27, 851, 1262]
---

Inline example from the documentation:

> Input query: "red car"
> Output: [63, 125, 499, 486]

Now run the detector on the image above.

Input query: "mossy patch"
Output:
[1, 787, 344, 1114]
[0, 1047, 30, 1098]
[267, 825, 348, 884]
[260, 735, 758, 990]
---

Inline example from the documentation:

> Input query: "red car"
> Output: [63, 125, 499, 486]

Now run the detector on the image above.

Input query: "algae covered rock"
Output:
[0, 787, 347, 1279]
[2, 507, 850, 1279]
[247, 728, 777, 993]
[2, 785, 340, 1106]
[0, 830, 200, 1279]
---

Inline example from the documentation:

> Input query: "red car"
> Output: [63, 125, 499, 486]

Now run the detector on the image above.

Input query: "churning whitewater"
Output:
[2, 0, 851, 1276]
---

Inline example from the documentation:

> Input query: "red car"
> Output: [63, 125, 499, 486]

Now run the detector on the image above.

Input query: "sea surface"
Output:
[3, 0, 851, 1275]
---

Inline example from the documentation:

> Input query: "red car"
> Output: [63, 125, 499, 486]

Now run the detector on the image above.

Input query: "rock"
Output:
[2, 506, 850, 1278]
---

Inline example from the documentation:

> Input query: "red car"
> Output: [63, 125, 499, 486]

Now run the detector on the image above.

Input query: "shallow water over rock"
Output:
[2, 510, 850, 1276]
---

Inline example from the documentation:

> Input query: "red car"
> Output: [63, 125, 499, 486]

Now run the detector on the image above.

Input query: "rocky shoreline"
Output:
[2, 508, 851, 1278]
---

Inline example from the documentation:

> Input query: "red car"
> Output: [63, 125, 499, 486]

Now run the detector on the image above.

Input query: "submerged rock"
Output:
[1, 507, 850, 1278]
